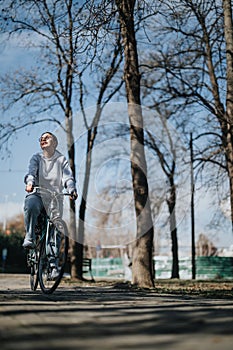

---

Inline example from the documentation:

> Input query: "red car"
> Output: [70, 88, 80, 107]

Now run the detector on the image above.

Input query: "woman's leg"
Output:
[23, 194, 44, 246]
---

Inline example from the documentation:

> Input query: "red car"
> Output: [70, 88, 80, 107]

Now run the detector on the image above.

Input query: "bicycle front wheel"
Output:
[38, 219, 68, 294]
[28, 236, 40, 291]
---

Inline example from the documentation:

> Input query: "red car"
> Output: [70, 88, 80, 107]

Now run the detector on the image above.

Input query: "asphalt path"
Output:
[0, 274, 233, 350]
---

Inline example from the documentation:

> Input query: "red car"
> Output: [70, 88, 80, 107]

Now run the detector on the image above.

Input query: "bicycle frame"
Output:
[27, 186, 70, 294]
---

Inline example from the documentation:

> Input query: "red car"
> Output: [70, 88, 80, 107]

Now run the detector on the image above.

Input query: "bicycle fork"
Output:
[46, 221, 59, 266]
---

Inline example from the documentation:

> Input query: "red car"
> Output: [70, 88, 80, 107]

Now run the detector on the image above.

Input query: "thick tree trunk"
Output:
[116, 0, 154, 288]
[65, 115, 79, 279]
[129, 113, 155, 287]
[223, 0, 233, 231]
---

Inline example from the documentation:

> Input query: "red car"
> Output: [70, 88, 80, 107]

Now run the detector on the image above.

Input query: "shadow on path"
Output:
[0, 276, 233, 350]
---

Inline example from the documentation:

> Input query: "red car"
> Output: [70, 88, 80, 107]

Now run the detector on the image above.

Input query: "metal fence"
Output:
[86, 256, 233, 280]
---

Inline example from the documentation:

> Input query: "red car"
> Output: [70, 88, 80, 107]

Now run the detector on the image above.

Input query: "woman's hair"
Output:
[40, 132, 58, 148]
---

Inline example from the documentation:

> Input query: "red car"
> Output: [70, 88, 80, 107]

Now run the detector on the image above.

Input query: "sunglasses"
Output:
[39, 135, 52, 142]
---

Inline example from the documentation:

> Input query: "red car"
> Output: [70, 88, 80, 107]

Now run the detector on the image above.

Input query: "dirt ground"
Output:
[0, 274, 233, 350]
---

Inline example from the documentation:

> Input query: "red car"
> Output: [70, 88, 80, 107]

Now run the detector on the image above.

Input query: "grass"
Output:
[64, 277, 233, 298]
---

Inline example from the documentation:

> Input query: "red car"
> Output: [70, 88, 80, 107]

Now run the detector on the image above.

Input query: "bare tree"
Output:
[223, 0, 233, 230]
[140, 0, 233, 233]
[0, 0, 120, 277]
[115, 0, 154, 288]
[75, 33, 123, 279]
[145, 107, 180, 278]
[196, 233, 217, 257]
[0, 0, 81, 276]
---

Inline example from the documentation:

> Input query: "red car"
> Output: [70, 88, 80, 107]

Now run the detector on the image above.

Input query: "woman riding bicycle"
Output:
[22, 131, 78, 263]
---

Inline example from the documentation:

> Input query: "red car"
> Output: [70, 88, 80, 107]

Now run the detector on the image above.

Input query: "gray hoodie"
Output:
[24, 150, 76, 193]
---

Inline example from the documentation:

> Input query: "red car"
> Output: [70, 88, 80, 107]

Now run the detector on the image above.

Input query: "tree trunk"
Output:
[166, 179, 179, 279]
[76, 128, 97, 279]
[65, 115, 78, 279]
[116, 0, 154, 288]
[223, 0, 233, 231]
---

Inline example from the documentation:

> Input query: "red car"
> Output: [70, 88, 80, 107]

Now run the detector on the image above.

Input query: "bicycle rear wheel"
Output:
[38, 219, 68, 294]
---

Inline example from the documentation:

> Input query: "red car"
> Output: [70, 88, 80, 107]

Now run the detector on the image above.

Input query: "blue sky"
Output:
[0, 127, 48, 219]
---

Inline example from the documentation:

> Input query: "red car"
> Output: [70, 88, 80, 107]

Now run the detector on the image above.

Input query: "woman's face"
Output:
[39, 133, 56, 151]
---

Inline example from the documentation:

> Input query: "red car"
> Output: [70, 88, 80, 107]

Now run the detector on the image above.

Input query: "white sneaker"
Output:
[50, 267, 60, 280]
[22, 239, 35, 249]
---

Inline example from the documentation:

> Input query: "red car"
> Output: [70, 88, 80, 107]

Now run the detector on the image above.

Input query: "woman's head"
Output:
[39, 132, 58, 148]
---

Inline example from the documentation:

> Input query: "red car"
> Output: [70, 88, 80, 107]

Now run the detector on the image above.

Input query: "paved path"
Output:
[0, 274, 233, 350]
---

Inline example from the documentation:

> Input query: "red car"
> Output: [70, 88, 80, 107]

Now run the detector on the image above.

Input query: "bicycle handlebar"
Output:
[33, 186, 75, 199]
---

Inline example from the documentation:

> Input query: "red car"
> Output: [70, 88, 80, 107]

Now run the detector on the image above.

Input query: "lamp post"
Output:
[190, 133, 196, 279]
[2, 195, 8, 232]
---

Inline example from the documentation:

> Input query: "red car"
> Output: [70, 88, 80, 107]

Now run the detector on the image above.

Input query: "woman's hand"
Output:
[25, 183, 34, 192]
[70, 189, 78, 200]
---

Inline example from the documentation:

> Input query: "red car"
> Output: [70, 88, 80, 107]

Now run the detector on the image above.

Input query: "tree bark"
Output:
[65, 114, 79, 279]
[75, 127, 97, 279]
[116, 0, 154, 288]
[223, 0, 233, 231]
[166, 176, 179, 278]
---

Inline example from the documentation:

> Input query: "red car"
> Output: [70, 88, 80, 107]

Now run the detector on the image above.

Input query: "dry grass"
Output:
[153, 279, 233, 298]
[65, 278, 233, 298]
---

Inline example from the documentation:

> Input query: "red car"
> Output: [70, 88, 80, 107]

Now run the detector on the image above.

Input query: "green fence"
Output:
[91, 258, 124, 278]
[155, 256, 233, 279]
[86, 256, 233, 280]
[196, 257, 233, 279]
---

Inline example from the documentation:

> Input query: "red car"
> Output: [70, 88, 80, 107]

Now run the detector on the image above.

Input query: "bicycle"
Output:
[26, 187, 71, 294]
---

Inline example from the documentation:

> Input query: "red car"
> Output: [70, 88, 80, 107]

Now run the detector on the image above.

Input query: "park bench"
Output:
[82, 258, 95, 281]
